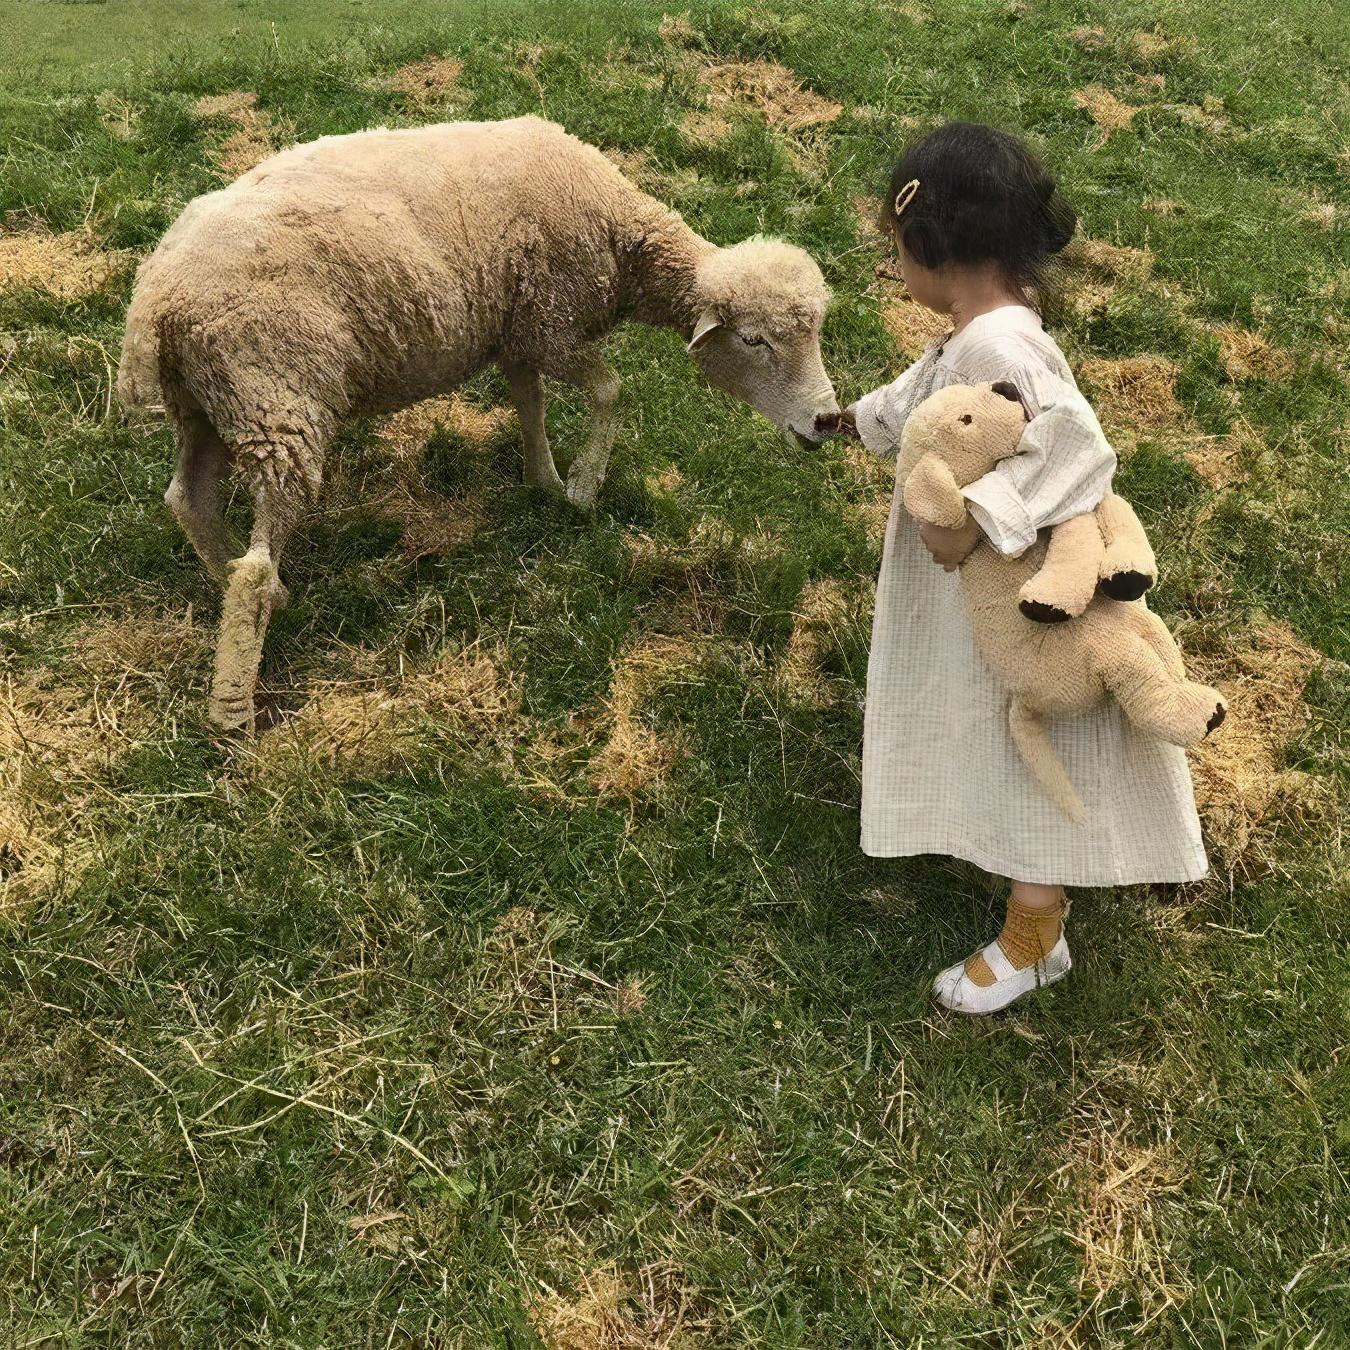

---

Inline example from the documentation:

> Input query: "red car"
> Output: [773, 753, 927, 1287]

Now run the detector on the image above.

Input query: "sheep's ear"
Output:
[687, 310, 723, 352]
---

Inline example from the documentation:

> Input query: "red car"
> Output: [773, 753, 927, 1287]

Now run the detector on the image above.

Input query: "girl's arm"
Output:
[847, 359, 932, 457]
[959, 377, 1117, 558]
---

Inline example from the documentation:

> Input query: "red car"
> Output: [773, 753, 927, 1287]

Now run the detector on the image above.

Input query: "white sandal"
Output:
[932, 933, 1072, 1015]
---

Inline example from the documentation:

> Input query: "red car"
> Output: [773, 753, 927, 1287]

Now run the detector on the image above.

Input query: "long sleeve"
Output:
[961, 373, 1117, 557]
[850, 349, 940, 458]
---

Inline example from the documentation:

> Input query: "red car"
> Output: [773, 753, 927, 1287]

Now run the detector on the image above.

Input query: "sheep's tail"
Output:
[1008, 698, 1086, 824]
[116, 301, 168, 413]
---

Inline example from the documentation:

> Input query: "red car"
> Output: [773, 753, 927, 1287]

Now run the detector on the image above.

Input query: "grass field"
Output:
[1, 0, 1348, 1344]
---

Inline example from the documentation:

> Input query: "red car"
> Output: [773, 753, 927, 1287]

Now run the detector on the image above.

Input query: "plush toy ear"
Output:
[687, 310, 723, 352]
[903, 454, 968, 528]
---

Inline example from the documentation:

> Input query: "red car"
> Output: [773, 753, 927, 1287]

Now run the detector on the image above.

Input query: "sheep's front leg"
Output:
[208, 465, 308, 732]
[559, 353, 621, 511]
[503, 363, 564, 494]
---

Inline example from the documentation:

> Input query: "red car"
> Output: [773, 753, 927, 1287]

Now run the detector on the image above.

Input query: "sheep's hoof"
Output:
[1019, 598, 1071, 624]
[564, 480, 599, 511]
[1098, 570, 1154, 601]
[208, 692, 257, 734]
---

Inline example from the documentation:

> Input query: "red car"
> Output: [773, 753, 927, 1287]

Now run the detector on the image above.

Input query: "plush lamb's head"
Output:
[687, 238, 839, 445]
[899, 382, 1029, 527]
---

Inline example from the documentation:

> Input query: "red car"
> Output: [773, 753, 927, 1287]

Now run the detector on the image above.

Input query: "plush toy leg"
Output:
[1101, 633, 1227, 746]
[1008, 699, 1087, 823]
[1096, 493, 1156, 601]
[1018, 513, 1104, 623]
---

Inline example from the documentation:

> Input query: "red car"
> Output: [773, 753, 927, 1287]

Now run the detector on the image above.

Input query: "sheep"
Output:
[118, 115, 840, 731]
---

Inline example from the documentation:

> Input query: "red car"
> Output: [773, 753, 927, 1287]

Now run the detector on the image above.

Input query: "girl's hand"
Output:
[815, 407, 860, 440]
[919, 517, 983, 571]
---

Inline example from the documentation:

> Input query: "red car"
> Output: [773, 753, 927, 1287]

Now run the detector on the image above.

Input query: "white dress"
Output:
[853, 305, 1207, 885]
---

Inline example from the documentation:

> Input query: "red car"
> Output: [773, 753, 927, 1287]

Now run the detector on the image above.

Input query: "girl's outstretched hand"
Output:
[815, 407, 859, 439]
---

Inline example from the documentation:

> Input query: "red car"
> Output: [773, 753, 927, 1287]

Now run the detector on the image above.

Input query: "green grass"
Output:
[1, 1, 1348, 1345]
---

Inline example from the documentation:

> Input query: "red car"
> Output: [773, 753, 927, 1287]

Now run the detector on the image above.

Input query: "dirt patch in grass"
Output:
[1077, 355, 1186, 437]
[0, 229, 126, 300]
[529, 1264, 701, 1349]
[1189, 621, 1331, 862]
[1072, 86, 1141, 142]
[589, 635, 701, 803]
[389, 55, 464, 106]
[1211, 325, 1295, 383]
[193, 90, 288, 180]
[696, 60, 842, 134]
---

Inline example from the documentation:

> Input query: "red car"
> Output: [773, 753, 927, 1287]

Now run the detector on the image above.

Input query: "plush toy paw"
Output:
[1019, 598, 1071, 623]
[1206, 701, 1227, 734]
[1098, 568, 1153, 602]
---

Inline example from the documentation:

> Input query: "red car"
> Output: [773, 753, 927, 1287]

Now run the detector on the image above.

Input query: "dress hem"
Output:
[860, 834, 1208, 888]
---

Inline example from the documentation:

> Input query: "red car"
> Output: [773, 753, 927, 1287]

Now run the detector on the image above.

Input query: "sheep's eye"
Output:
[741, 334, 769, 348]
[959, 414, 973, 425]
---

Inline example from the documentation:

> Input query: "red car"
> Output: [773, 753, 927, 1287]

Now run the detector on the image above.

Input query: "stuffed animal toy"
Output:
[900, 381, 1226, 822]
[1018, 491, 1157, 623]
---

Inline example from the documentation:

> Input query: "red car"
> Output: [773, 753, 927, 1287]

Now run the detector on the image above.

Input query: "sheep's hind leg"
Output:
[208, 449, 312, 732]
[503, 364, 564, 494]
[559, 352, 620, 511]
[165, 410, 236, 581]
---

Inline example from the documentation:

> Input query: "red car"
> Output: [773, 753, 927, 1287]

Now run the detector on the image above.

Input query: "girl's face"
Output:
[896, 241, 950, 313]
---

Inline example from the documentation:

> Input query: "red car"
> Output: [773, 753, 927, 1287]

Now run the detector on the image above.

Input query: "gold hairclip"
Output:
[893, 178, 921, 218]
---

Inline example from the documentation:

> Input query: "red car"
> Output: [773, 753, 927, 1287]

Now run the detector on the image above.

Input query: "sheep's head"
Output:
[687, 238, 838, 445]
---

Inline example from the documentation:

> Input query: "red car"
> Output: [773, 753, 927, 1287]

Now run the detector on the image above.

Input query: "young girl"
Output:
[841, 122, 1207, 1014]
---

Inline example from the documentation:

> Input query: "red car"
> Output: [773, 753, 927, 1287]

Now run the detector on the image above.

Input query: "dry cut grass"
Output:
[192, 90, 289, 180]
[0, 229, 126, 300]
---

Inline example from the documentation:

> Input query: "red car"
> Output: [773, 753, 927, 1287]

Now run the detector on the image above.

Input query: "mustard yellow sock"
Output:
[964, 894, 1066, 988]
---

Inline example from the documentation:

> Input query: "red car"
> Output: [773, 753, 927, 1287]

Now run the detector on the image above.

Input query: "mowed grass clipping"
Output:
[1, 0, 1347, 1345]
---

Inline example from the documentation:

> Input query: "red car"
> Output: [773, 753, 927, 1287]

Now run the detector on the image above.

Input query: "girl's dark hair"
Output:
[887, 121, 1077, 296]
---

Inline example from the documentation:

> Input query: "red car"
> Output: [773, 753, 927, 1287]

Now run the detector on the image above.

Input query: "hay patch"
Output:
[610, 977, 648, 1015]
[1072, 86, 1140, 142]
[1301, 199, 1338, 231]
[1077, 355, 1185, 437]
[528, 1264, 700, 1350]
[1068, 25, 1109, 49]
[378, 395, 517, 459]
[589, 636, 701, 803]
[389, 55, 465, 107]
[697, 60, 842, 133]
[1183, 435, 1247, 489]
[1189, 622, 1330, 860]
[0, 229, 125, 300]
[778, 578, 870, 701]
[1068, 237, 1155, 282]
[1129, 29, 1171, 60]
[192, 89, 288, 180]
[1135, 72, 1167, 92]
[1141, 197, 1184, 216]
[880, 294, 952, 361]
[656, 12, 701, 46]
[76, 610, 212, 684]
[95, 91, 139, 140]
[1161, 97, 1229, 135]
[250, 644, 522, 780]
[1211, 325, 1295, 383]
[1068, 1129, 1189, 1308]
